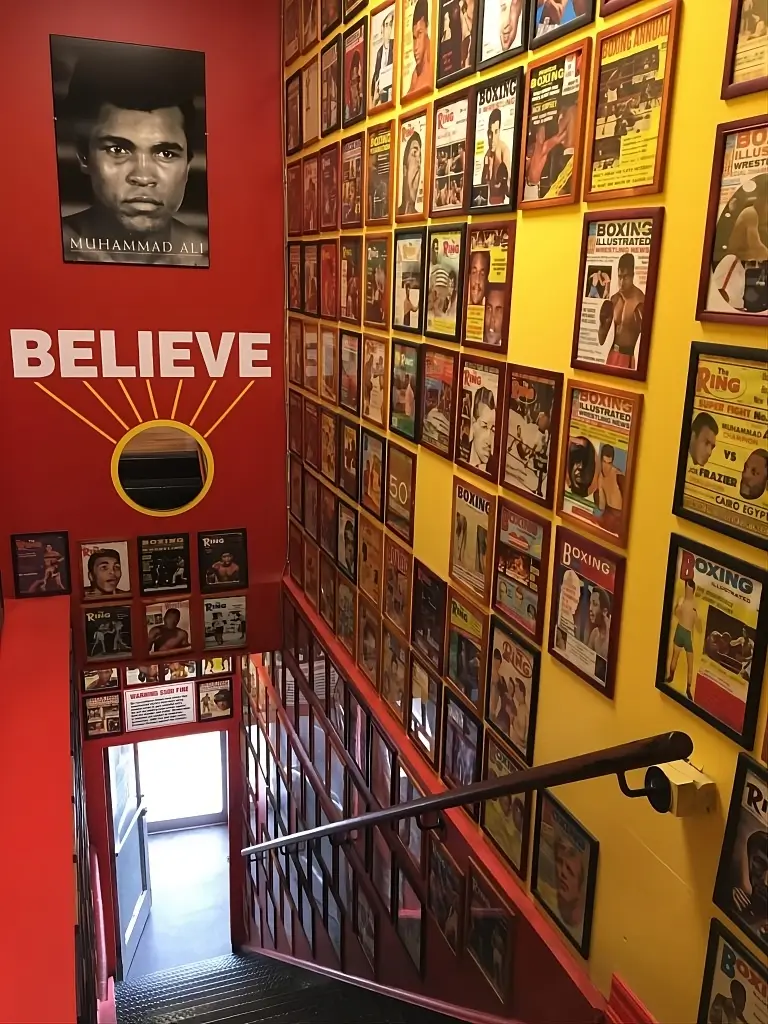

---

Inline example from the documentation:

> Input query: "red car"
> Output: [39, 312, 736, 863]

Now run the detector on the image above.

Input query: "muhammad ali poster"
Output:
[197, 529, 249, 592]
[50, 36, 209, 267]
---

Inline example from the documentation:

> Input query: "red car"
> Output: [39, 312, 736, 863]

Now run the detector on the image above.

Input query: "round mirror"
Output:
[112, 421, 213, 514]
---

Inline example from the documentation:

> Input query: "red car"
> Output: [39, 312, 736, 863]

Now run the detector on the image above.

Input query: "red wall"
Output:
[0, 600, 77, 1024]
[0, 0, 286, 659]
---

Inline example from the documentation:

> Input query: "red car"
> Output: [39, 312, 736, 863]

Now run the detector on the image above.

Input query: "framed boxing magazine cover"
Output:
[500, 364, 563, 509]
[486, 614, 539, 765]
[441, 690, 483, 807]
[285, 0, 301, 65]
[301, 55, 321, 147]
[531, 790, 599, 958]
[445, 587, 488, 713]
[321, 0, 343, 38]
[339, 328, 362, 412]
[285, 69, 302, 156]
[340, 238, 363, 325]
[399, 0, 436, 103]
[425, 222, 467, 341]
[409, 653, 442, 767]
[381, 624, 409, 724]
[572, 207, 664, 381]
[367, 120, 395, 226]
[449, 477, 496, 605]
[303, 321, 320, 393]
[319, 142, 340, 231]
[601, 0, 643, 11]
[320, 325, 339, 404]
[386, 443, 417, 546]
[357, 595, 382, 687]
[339, 418, 360, 501]
[289, 455, 304, 523]
[321, 35, 342, 136]
[557, 380, 643, 549]
[436, 0, 479, 87]
[304, 470, 320, 541]
[303, 154, 319, 233]
[49, 37, 209, 270]
[429, 89, 473, 218]
[517, 37, 591, 212]
[359, 513, 384, 608]
[84, 606, 133, 662]
[420, 345, 459, 461]
[83, 693, 124, 738]
[428, 835, 463, 955]
[362, 334, 390, 429]
[390, 339, 422, 443]
[289, 521, 304, 587]
[360, 427, 387, 520]
[319, 483, 338, 559]
[384, 534, 413, 636]
[302, 0, 320, 51]
[463, 222, 515, 355]
[477, 0, 529, 70]
[337, 501, 359, 583]
[341, 133, 365, 229]
[529, 0, 595, 50]
[412, 559, 448, 674]
[655, 534, 767, 750]
[303, 242, 320, 316]
[455, 355, 506, 483]
[696, 115, 768, 328]
[392, 227, 427, 335]
[303, 397, 320, 469]
[287, 162, 303, 236]
[82, 666, 120, 693]
[364, 235, 392, 331]
[396, 105, 433, 223]
[319, 552, 337, 630]
[320, 242, 339, 320]
[342, 19, 368, 128]
[338, 574, 358, 655]
[697, 919, 768, 1024]
[548, 526, 626, 699]
[198, 529, 249, 592]
[481, 734, 532, 879]
[493, 498, 551, 646]
[287, 246, 303, 313]
[713, 753, 768, 957]
[470, 65, 523, 214]
[672, 343, 768, 552]
[10, 531, 71, 598]
[369, 0, 398, 114]
[583, 1, 682, 203]
[345, 0, 367, 19]
[722, 0, 768, 98]
[320, 407, 339, 485]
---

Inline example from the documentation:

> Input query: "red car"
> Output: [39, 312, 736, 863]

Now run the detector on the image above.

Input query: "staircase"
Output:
[115, 952, 466, 1023]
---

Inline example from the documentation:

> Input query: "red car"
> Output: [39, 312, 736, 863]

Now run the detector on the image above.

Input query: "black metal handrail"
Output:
[241, 730, 693, 859]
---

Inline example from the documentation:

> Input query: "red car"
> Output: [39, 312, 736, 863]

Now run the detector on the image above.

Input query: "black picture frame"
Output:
[672, 342, 768, 553]
[285, 69, 303, 156]
[391, 227, 427, 336]
[713, 753, 768, 957]
[321, 0, 343, 38]
[531, 790, 599, 959]
[198, 529, 249, 593]
[411, 559, 448, 675]
[360, 427, 388, 522]
[342, 19, 368, 129]
[485, 614, 539, 767]
[10, 531, 71, 598]
[389, 339, 422, 443]
[339, 417, 361, 502]
[656, 533, 767, 750]
[339, 328, 363, 413]
[83, 692, 124, 739]
[427, 835, 464, 955]
[469, 65, 523, 214]
[480, 733, 532, 880]
[287, 245, 303, 314]
[436, 0, 479, 87]
[370, 722, 396, 807]
[528, 0, 596, 50]
[441, 689, 483, 814]
[697, 918, 768, 1024]
[425, 222, 468, 343]
[465, 860, 515, 1002]
[337, 500, 359, 583]
[477, 0, 529, 70]
[394, 866, 425, 975]
[408, 652, 443, 769]
[197, 677, 234, 721]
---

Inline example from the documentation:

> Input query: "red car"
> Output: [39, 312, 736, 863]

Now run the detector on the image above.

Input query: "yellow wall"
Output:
[287, 2, 767, 1021]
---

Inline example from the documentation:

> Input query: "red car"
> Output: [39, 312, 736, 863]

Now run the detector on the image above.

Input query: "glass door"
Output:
[137, 731, 228, 832]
